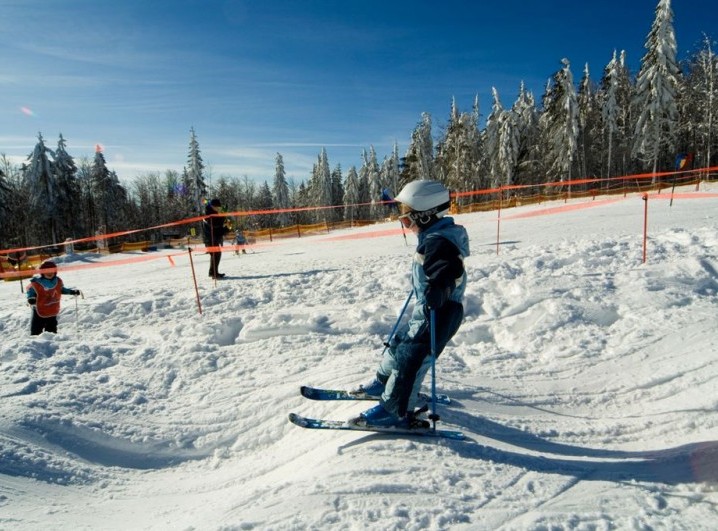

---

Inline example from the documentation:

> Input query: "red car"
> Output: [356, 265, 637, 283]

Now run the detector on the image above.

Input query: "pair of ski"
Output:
[289, 385, 465, 440]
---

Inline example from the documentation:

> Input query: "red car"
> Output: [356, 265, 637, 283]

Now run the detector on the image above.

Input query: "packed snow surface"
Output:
[1, 185, 717, 530]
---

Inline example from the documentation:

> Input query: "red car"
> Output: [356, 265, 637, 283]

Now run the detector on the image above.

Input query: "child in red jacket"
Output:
[26, 260, 81, 335]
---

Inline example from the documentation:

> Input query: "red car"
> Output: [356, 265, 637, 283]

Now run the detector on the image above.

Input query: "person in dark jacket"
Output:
[7, 250, 28, 268]
[203, 198, 229, 279]
[26, 260, 81, 335]
[351, 180, 470, 428]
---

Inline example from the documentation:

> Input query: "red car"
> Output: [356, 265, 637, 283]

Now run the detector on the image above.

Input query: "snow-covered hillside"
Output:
[1, 185, 717, 530]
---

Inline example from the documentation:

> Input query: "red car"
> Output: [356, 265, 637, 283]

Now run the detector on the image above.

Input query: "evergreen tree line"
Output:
[1, 0, 716, 251]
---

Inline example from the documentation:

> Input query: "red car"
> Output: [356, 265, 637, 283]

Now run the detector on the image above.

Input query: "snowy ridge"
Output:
[0, 186, 717, 529]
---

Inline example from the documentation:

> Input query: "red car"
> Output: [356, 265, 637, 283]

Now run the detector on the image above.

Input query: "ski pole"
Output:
[380, 289, 413, 356]
[429, 308, 439, 431]
[187, 248, 203, 315]
[74, 292, 79, 331]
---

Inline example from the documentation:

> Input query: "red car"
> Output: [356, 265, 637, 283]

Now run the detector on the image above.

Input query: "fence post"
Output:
[496, 186, 502, 255]
[187, 248, 203, 315]
[643, 194, 648, 264]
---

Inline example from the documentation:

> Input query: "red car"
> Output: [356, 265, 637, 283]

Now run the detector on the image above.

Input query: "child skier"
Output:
[26, 260, 81, 335]
[351, 180, 470, 428]
[234, 229, 248, 255]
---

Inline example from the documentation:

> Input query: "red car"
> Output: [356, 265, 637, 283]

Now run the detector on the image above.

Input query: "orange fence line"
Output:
[452, 165, 718, 197]
[502, 197, 628, 220]
[4, 185, 717, 281]
[2, 167, 717, 257]
[0, 241, 276, 280]
[319, 227, 405, 242]
[0, 250, 185, 280]
[652, 192, 718, 200]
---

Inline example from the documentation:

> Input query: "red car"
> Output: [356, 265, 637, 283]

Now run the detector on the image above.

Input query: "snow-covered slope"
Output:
[1, 186, 717, 530]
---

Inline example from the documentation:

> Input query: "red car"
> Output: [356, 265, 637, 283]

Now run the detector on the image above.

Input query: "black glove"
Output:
[27, 297, 37, 306]
[425, 285, 451, 313]
[70, 289, 80, 296]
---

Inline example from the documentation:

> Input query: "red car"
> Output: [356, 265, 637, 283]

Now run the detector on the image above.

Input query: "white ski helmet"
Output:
[395, 180, 451, 227]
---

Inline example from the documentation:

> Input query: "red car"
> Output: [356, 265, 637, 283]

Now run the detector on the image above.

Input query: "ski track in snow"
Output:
[0, 185, 717, 529]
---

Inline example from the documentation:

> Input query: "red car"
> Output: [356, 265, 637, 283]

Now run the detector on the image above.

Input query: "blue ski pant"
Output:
[377, 301, 463, 417]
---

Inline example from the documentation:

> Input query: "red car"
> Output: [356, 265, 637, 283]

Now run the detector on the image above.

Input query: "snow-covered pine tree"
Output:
[186, 127, 207, 213]
[0, 157, 12, 239]
[484, 89, 503, 189]
[330, 164, 344, 222]
[356, 155, 370, 221]
[255, 181, 274, 228]
[497, 96, 520, 188]
[314, 148, 332, 222]
[600, 51, 621, 180]
[511, 82, 539, 186]
[382, 142, 400, 197]
[295, 181, 311, 226]
[273, 153, 291, 227]
[366, 146, 382, 220]
[680, 35, 718, 170]
[107, 170, 128, 231]
[613, 51, 636, 178]
[24, 132, 58, 244]
[436, 97, 481, 200]
[543, 59, 579, 184]
[469, 95, 487, 192]
[54, 134, 81, 240]
[577, 63, 602, 186]
[400, 113, 434, 185]
[632, 0, 680, 181]
[343, 166, 360, 224]
[90, 147, 126, 234]
[74, 157, 96, 240]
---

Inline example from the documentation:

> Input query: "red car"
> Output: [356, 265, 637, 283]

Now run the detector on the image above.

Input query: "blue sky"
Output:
[2, 0, 716, 188]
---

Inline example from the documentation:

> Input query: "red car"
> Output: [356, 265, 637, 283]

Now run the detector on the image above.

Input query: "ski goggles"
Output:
[398, 204, 416, 229]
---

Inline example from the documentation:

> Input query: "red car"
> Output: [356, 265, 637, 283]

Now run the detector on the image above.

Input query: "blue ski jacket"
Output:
[405, 216, 470, 339]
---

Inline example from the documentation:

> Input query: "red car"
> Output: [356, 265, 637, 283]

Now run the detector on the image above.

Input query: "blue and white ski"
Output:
[288, 413, 465, 440]
[300, 385, 451, 405]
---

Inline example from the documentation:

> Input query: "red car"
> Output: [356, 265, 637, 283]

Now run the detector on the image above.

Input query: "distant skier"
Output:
[234, 229, 248, 255]
[203, 198, 229, 279]
[26, 260, 81, 335]
[7, 250, 28, 268]
[351, 180, 470, 428]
